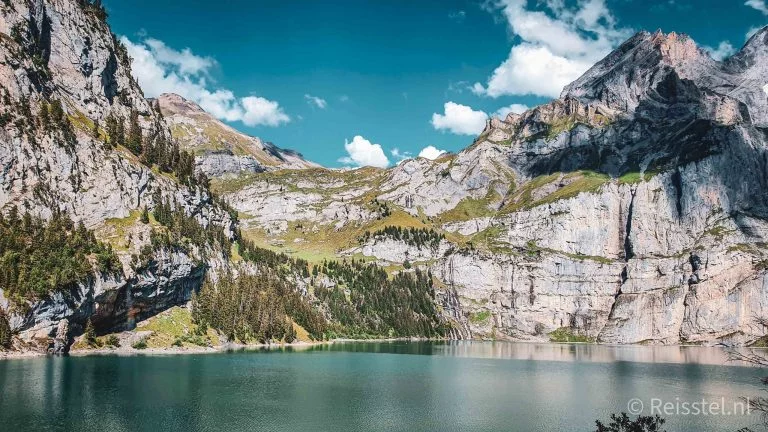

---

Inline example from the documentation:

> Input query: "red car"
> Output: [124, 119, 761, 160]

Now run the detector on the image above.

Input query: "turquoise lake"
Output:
[0, 342, 765, 431]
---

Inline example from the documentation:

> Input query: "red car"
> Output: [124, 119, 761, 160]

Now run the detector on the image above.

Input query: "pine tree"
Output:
[0, 311, 11, 349]
[140, 207, 150, 224]
[126, 109, 143, 155]
[38, 102, 50, 130]
[84, 318, 96, 346]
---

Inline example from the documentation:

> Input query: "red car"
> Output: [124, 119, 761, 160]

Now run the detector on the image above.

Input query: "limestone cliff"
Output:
[216, 29, 768, 346]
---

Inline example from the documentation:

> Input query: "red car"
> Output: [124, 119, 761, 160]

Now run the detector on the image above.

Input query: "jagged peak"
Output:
[728, 25, 768, 67]
[560, 29, 717, 114]
[156, 93, 206, 115]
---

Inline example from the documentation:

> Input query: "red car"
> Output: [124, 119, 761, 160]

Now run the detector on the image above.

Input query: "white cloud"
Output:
[339, 135, 390, 168]
[746, 0, 768, 14]
[431, 102, 489, 135]
[449, 10, 467, 22]
[391, 148, 412, 163]
[704, 41, 736, 61]
[143, 39, 215, 76]
[474, 0, 632, 98]
[122, 36, 289, 127]
[494, 103, 529, 118]
[418, 146, 447, 160]
[304, 94, 328, 109]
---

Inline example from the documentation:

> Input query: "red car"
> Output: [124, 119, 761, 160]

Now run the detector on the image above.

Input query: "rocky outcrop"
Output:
[158, 93, 318, 178]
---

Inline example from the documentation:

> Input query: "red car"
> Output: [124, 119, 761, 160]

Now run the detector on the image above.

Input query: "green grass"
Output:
[502, 171, 610, 213]
[548, 327, 595, 343]
[136, 306, 217, 348]
[242, 207, 429, 264]
[210, 173, 261, 195]
[437, 188, 501, 223]
[469, 310, 492, 324]
[618, 171, 659, 184]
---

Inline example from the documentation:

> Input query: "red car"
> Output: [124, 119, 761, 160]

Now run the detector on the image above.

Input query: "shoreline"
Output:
[0, 337, 761, 361]
[0, 337, 434, 360]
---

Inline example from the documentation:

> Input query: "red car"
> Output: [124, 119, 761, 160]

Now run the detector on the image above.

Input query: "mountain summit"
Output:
[157, 93, 318, 177]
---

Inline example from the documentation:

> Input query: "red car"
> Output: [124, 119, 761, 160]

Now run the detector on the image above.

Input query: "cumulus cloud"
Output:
[122, 37, 289, 127]
[339, 135, 390, 168]
[704, 41, 736, 61]
[418, 146, 447, 160]
[431, 102, 489, 135]
[494, 103, 529, 118]
[473, 0, 632, 98]
[304, 94, 328, 109]
[746, 0, 768, 14]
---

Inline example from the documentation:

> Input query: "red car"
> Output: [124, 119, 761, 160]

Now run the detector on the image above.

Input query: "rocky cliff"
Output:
[0, 0, 236, 353]
[215, 29, 768, 346]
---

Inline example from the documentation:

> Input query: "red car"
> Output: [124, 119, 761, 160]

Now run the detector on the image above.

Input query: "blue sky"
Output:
[103, 0, 767, 168]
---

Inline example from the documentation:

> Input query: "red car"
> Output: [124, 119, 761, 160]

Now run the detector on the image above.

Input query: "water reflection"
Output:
[0, 343, 766, 432]
[288, 340, 760, 367]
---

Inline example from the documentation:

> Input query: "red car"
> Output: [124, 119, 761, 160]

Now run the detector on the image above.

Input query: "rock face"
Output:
[215, 28, 768, 346]
[158, 93, 318, 178]
[0, 0, 234, 353]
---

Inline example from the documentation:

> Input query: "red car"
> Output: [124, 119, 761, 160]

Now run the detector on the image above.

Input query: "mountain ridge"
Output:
[156, 93, 318, 178]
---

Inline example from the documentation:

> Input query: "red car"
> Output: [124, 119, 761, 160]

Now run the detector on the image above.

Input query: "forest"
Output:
[192, 271, 327, 343]
[0, 208, 120, 306]
[313, 259, 445, 338]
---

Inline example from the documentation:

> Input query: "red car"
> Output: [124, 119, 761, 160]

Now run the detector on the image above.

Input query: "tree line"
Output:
[360, 225, 445, 250]
[104, 104, 201, 187]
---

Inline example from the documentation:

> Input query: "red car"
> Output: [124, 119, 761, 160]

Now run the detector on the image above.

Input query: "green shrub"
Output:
[132, 338, 147, 350]
[105, 335, 120, 348]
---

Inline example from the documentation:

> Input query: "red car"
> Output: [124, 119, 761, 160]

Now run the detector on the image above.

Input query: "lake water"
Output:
[0, 341, 766, 431]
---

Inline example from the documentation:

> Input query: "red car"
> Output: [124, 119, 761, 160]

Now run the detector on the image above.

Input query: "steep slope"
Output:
[0, 0, 237, 353]
[218, 28, 768, 346]
[158, 93, 318, 178]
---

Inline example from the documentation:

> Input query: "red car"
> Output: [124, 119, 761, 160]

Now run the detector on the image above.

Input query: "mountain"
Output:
[0, 0, 240, 353]
[212, 28, 768, 346]
[0, 0, 446, 356]
[157, 93, 318, 178]
[1, 0, 767, 354]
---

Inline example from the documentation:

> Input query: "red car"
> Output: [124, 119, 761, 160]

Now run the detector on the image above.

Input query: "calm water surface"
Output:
[0, 342, 765, 432]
